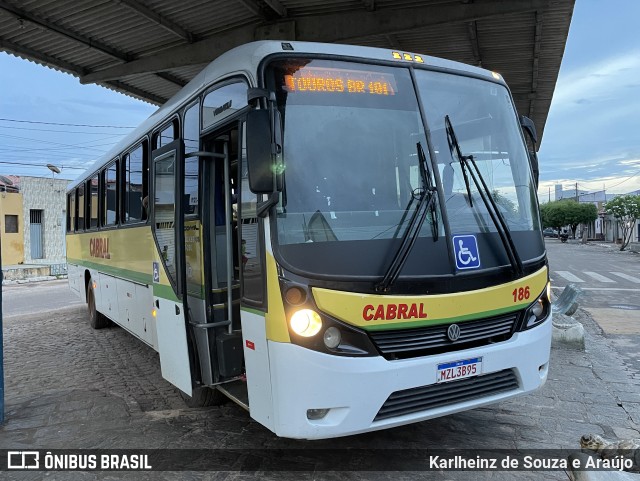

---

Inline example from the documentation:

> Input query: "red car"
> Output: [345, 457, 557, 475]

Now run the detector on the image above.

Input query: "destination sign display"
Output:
[284, 67, 397, 96]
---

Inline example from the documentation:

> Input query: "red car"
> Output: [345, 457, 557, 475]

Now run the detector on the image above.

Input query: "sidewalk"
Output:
[1, 262, 67, 284]
[1, 304, 639, 480]
[549, 237, 640, 257]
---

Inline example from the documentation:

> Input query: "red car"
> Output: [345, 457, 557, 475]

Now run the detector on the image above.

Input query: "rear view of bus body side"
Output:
[66, 41, 551, 439]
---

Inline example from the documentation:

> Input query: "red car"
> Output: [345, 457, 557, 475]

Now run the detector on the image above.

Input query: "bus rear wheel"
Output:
[87, 280, 111, 329]
[181, 386, 227, 407]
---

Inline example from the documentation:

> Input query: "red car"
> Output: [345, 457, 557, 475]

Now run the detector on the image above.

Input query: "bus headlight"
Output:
[523, 285, 551, 330]
[290, 309, 323, 337]
[531, 298, 544, 317]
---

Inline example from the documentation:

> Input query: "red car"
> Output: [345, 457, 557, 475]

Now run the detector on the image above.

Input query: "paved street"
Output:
[2, 279, 83, 318]
[545, 239, 640, 313]
[1, 256, 640, 479]
[545, 239, 640, 375]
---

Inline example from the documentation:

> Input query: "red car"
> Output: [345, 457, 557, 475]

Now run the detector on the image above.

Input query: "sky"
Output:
[0, 57, 156, 181]
[0, 0, 639, 199]
[536, 0, 640, 198]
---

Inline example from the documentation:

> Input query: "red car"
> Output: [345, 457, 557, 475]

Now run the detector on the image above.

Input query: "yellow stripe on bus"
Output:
[66, 226, 178, 300]
[265, 253, 291, 343]
[312, 266, 548, 331]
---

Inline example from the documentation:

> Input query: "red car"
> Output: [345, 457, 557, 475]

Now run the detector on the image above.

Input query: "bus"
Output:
[66, 40, 551, 440]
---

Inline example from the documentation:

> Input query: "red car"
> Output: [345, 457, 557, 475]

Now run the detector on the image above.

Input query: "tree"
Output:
[604, 194, 640, 251]
[539, 200, 597, 238]
[492, 190, 517, 217]
[540, 202, 565, 232]
[566, 202, 597, 239]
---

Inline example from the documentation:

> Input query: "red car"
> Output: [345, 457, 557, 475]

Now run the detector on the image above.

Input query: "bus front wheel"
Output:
[181, 386, 227, 407]
[87, 280, 111, 329]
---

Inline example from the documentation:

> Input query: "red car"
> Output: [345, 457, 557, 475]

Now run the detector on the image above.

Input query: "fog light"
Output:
[290, 309, 322, 337]
[307, 408, 330, 420]
[531, 299, 544, 317]
[323, 327, 341, 349]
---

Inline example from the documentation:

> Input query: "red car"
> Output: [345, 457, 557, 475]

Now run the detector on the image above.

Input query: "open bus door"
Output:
[150, 139, 194, 395]
[180, 122, 247, 407]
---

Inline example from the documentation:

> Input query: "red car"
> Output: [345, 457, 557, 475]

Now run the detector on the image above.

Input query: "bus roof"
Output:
[68, 40, 502, 191]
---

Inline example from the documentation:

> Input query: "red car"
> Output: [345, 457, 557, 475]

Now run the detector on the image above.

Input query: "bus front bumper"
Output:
[266, 317, 551, 439]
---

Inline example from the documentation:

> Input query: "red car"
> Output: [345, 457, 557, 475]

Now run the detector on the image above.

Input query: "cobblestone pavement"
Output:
[1, 304, 640, 481]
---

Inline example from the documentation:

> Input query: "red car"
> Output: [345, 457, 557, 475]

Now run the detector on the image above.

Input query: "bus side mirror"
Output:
[520, 115, 539, 187]
[246, 109, 275, 194]
[529, 150, 539, 188]
[519, 115, 538, 144]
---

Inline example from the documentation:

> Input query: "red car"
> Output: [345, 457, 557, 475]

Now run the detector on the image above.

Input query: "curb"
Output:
[2, 275, 67, 285]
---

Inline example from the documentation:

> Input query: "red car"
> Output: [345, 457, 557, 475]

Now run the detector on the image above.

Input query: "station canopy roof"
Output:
[0, 0, 575, 143]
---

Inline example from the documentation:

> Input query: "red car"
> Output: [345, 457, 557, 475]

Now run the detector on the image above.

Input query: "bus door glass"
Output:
[150, 138, 193, 395]
[151, 140, 185, 297]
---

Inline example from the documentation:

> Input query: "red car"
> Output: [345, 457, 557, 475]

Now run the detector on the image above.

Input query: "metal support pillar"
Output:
[1, 237, 5, 424]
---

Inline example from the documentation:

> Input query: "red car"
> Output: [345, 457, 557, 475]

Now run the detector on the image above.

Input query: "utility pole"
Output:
[548, 187, 551, 203]
[575, 182, 579, 201]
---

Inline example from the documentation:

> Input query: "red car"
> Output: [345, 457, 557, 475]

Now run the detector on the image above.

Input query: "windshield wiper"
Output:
[417, 141, 439, 241]
[444, 115, 524, 277]
[444, 116, 474, 207]
[375, 142, 437, 292]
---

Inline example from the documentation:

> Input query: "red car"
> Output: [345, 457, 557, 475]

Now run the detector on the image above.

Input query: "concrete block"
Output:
[552, 313, 586, 350]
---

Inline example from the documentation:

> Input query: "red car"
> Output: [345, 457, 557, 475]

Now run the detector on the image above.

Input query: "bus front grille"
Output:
[368, 312, 520, 359]
[374, 369, 519, 422]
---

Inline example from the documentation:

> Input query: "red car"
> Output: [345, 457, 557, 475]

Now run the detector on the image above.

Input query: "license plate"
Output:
[437, 357, 482, 383]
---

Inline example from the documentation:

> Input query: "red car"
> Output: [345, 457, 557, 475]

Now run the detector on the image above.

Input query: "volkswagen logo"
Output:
[447, 324, 461, 341]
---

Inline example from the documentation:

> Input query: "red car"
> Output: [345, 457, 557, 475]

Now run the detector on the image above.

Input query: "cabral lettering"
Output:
[363, 303, 427, 321]
[89, 238, 111, 259]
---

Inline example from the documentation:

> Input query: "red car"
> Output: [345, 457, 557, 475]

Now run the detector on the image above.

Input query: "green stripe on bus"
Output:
[153, 284, 180, 302]
[69, 257, 181, 302]
[68, 258, 152, 285]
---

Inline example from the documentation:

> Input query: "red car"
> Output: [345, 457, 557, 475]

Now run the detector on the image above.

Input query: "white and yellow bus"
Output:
[66, 41, 551, 439]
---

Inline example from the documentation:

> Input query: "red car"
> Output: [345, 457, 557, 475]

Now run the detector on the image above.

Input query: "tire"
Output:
[87, 280, 111, 329]
[181, 386, 227, 407]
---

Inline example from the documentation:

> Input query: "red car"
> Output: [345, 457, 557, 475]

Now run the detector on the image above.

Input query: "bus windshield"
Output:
[414, 70, 541, 237]
[267, 58, 543, 280]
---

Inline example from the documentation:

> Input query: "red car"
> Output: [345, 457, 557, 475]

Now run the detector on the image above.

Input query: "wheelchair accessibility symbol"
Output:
[453, 235, 481, 270]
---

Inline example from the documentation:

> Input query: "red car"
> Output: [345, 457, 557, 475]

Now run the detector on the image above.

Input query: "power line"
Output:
[0, 125, 129, 135]
[0, 161, 86, 170]
[0, 141, 115, 154]
[606, 169, 640, 189]
[0, 133, 116, 153]
[0, 118, 136, 129]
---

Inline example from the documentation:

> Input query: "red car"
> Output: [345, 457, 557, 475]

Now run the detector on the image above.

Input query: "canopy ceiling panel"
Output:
[0, 0, 575, 143]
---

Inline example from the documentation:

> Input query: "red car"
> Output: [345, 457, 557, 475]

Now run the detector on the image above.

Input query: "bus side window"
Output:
[103, 160, 118, 226]
[89, 175, 99, 229]
[123, 143, 148, 223]
[239, 123, 264, 305]
[68, 193, 75, 232]
[183, 103, 199, 216]
[77, 184, 85, 230]
[202, 81, 248, 130]
[155, 120, 177, 150]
